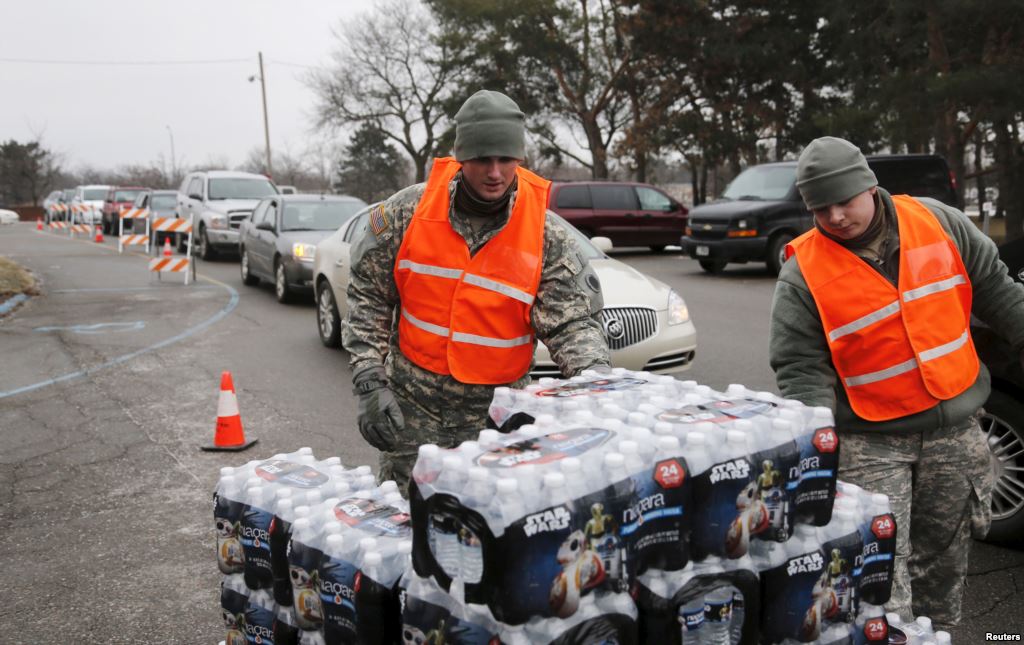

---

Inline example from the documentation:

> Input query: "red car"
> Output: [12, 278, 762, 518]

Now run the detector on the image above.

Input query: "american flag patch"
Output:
[369, 204, 389, 236]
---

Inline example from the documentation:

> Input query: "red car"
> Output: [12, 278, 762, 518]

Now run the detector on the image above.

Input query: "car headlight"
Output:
[208, 214, 228, 229]
[668, 289, 689, 325]
[292, 243, 317, 261]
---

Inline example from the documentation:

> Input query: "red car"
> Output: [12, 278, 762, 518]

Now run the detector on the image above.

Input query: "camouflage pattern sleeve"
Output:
[532, 214, 610, 376]
[341, 186, 423, 373]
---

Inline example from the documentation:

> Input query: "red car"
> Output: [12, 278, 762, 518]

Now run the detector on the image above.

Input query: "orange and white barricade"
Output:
[148, 216, 195, 285]
[49, 221, 68, 231]
[118, 207, 151, 253]
[69, 223, 92, 237]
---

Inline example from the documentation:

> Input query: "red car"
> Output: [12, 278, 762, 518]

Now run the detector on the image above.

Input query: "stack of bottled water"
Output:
[214, 448, 411, 645]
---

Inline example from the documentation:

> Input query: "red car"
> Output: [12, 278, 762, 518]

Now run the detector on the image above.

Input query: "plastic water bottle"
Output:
[619, 440, 646, 475]
[492, 478, 525, 527]
[934, 630, 951, 644]
[684, 432, 714, 476]
[679, 596, 705, 643]
[703, 586, 733, 645]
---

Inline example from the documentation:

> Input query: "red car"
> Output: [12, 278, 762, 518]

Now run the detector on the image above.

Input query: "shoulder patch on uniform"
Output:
[369, 204, 390, 237]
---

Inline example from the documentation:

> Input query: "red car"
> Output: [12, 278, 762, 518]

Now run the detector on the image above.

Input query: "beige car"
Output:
[313, 207, 697, 377]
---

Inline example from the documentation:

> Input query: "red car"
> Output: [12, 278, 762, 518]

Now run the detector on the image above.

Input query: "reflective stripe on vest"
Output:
[786, 195, 979, 421]
[393, 157, 550, 384]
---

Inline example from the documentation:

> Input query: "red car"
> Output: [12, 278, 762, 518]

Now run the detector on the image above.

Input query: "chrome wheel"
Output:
[275, 260, 290, 303]
[240, 250, 258, 286]
[983, 408, 1024, 523]
[317, 281, 341, 347]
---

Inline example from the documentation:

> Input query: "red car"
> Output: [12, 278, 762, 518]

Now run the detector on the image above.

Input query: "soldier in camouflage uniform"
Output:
[770, 137, 1024, 627]
[342, 90, 609, 491]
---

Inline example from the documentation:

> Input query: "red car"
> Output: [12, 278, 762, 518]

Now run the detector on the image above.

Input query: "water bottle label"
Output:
[548, 614, 638, 645]
[255, 459, 330, 488]
[220, 580, 249, 631]
[240, 506, 275, 589]
[215, 492, 246, 575]
[535, 376, 649, 397]
[333, 497, 412, 537]
[657, 397, 776, 424]
[401, 592, 499, 645]
[793, 426, 840, 526]
[760, 548, 831, 643]
[821, 530, 864, 625]
[288, 541, 325, 631]
[475, 427, 614, 468]
[680, 606, 705, 631]
[691, 455, 759, 559]
[243, 600, 277, 645]
[749, 442, 800, 543]
[704, 597, 733, 624]
[319, 555, 359, 642]
[858, 514, 896, 605]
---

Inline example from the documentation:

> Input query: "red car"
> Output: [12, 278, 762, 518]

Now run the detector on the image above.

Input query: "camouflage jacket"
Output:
[342, 171, 609, 424]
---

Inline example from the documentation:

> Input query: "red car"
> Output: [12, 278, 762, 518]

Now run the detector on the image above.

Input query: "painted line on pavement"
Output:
[0, 242, 240, 399]
[53, 286, 218, 293]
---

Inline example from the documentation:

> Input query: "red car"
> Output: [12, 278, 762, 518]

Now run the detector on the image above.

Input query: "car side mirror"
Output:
[189, 193, 202, 201]
[256, 221, 275, 232]
[590, 236, 613, 253]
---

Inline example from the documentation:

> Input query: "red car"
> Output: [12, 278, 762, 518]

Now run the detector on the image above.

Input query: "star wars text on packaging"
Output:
[410, 419, 693, 627]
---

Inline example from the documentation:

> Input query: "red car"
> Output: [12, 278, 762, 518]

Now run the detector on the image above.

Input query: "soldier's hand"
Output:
[353, 365, 404, 452]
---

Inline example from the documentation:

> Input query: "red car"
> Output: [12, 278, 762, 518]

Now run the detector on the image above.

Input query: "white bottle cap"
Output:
[726, 383, 746, 396]
[772, 418, 793, 433]
[653, 421, 673, 435]
[298, 446, 314, 455]
[871, 493, 890, 507]
[442, 455, 463, 470]
[543, 472, 566, 489]
[477, 430, 500, 446]
[219, 467, 235, 477]
[560, 457, 582, 474]
[378, 480, 399, 494]
[656, 436, 680, 452]
[934, 631, 951, 644]
[325, 533, 344, 552]
[604, 452, 625, 469]
[323, 520, 343, 535]
[916, 616, 933, 632]
[686, 432, 707, 448]
[354, 465, 373, 476]
[292, 517, 311, 533]
[813, 406, 832, 419]
[276, 488, 293, 500]
[695, 385, 712, 396]
[497, 478, 518, 495]
[734, 419, 754, 432]
[886, 612, 903, 626]
[322, 497, 340, 509]
[397, 540, 413, 555]
[619, 440, 639, 455]
[323, 456, 342, 466]
[418, 444, 440, 459]
[384, 491, 404, 505]
[726, 430, 747, 445]
[469, 467, 489, 482]
[627, 412, 647, 426]
[535, 414, 556, 427]
[360, 537, 378, 553]
[294, 505, 310, 519]
[458, 440, 481, 455]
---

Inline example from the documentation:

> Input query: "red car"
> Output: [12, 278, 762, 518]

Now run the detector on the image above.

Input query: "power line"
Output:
[0, 57, 252, 66]
[266, 59, 324, 71]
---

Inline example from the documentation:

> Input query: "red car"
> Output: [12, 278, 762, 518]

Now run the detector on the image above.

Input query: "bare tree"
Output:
[308, 0, 467, 182]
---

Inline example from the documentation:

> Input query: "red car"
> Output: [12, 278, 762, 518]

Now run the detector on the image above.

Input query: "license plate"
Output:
[696, 245, 709, 257]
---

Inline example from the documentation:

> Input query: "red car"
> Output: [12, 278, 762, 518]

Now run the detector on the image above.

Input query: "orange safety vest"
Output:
[785, 195, 979, 421]
[394, 157, 550, 384]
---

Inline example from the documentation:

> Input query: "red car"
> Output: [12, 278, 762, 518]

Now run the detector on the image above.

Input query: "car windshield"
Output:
[549, 213, 604, 260]
[63, 190, 75, 199]
[722, 166, 796, 201]
[84, 189, 107, 200]
[281, 200, 366, 231]
[151, 195, 177, 210]
[114, 190, 143, 202]
[208, 178, 278, 200]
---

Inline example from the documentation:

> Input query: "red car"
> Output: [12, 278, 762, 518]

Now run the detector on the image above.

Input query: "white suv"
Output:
[71, 185, 111, 224]
[177, 170, 278, 259]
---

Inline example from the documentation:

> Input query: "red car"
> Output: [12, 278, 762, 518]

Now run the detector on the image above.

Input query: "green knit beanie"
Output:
[796, 137, 878, 210]
[454, 90, 526, 162]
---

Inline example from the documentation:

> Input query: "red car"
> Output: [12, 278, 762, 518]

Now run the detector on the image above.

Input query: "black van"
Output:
[680, 154, 959, 275]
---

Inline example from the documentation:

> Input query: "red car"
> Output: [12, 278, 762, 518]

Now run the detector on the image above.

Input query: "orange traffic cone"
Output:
[202, 371, 257, 451]
[36, 217, 43, 231]
[94, 223, 104, 243]
[162, 237, 172, 257]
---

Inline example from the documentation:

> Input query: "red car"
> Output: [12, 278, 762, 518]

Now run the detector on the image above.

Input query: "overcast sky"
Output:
[1, 0, 367, 173]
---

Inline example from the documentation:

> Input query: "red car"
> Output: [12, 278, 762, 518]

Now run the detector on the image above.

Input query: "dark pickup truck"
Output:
[680, 154, 959, 275]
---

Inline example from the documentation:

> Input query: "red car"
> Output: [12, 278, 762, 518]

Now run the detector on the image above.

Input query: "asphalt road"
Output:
[0, 223, 1019, 643]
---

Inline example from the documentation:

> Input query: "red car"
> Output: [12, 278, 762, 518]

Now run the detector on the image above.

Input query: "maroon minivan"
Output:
[548, 181, 689, 252]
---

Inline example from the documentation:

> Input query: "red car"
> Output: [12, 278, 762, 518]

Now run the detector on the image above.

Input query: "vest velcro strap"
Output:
[397, 259, 463, 280]
[903, 275, 967, 302]
[828, 300, 901, 342]
[919, 329, 970, 363]
[844, 358, 918, 387]
[463, 272, 535, 305]
[451, 331, 533, 348]
[401, 308, 449, 337]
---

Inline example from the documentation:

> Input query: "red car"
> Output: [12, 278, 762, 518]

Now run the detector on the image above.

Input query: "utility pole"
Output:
[165, 125, 176, 183]
[257, 51, 273, 178]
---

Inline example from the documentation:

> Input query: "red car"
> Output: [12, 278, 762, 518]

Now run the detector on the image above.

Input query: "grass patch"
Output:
[0, 256, 37, 299]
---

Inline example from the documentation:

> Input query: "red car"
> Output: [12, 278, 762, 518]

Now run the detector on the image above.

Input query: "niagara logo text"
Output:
[801, 456, 820, 471]
[787, 552, 824, 575]
[523, 507, 571, 536]
[710, 459, 750, 484]
[623, 493, 666, 524]
[240, 525, 269, 542]
[321, 578, 356, 601]
[863, 541, 880, 556]
[245, 623, 274, 640]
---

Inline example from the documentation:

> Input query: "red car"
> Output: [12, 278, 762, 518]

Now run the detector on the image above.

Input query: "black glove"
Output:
[353, 366, 404, 452]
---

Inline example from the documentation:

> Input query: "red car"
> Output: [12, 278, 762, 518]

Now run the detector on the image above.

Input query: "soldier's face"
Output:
[812, 187, 877, 240]
[462, 156, 521, 201]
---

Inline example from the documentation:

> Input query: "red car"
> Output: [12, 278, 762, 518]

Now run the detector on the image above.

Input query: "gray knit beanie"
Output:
[796, 137, 878, 210]
[454, 90, 526, 162]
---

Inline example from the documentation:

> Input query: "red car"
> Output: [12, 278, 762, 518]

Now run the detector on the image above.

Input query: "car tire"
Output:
[650, 245, 667, 253]
[699, 259, 727, 274]
[767, 232, 795, 276]
[982, 388, 1024, 542]
[240, 248, 259, 286]
[274, 258, 292, 303]
[316, 280, 342, 348]
[197, 227, 216, 261]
